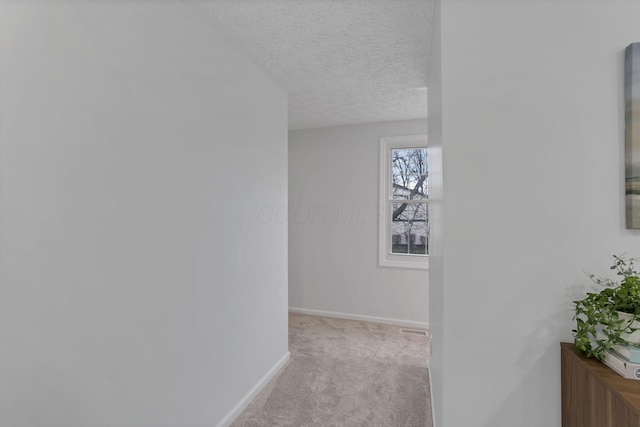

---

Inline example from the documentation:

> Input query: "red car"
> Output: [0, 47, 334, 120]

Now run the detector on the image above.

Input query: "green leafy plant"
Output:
[573, 254, 640, 360]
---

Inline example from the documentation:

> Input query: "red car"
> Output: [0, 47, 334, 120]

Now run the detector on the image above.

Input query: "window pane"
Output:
[391, 148, 428, 200]
[391, 202, 428, 255]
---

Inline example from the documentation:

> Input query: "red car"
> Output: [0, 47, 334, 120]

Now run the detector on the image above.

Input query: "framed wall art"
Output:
[625, 42, 640, 228]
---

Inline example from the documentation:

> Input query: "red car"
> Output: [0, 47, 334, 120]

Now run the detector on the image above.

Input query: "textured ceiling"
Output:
[183, 0, 433, 130]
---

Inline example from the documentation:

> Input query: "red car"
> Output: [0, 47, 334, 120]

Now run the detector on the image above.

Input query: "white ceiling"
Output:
[183, 0, 433, 130]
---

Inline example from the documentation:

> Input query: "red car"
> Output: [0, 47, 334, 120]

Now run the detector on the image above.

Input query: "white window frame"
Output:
[379, 135, 428, 270]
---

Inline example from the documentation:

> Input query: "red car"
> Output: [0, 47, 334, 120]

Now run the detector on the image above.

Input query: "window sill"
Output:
[379, 256, 429, 270]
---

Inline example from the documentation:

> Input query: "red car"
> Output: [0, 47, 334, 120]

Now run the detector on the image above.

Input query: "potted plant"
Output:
[573, 254, 640, 360]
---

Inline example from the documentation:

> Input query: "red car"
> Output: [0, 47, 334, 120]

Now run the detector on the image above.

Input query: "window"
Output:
[379, 135, 428, 269]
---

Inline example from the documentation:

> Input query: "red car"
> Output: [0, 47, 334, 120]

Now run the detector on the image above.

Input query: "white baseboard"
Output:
[289, 307, 429, 330]
[216, 351, 290, 427]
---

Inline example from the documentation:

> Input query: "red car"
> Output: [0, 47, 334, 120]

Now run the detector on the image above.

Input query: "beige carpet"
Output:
[232, 312, 432, 427]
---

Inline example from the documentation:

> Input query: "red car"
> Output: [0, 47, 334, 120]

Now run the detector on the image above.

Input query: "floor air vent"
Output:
[400, 328, 427, 336]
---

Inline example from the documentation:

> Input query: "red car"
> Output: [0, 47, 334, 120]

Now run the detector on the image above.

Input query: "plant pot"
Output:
[617, 311, 640, 344]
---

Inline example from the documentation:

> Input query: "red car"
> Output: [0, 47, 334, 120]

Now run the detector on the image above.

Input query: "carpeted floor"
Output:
[232, 312, 432, 427]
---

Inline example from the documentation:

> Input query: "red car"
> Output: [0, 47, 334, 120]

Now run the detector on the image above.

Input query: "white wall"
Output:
[429, 1, 640, 426]
[426, 0, 444, 424]
[289, 121, 428, 327]
[0, 2, 288, 426]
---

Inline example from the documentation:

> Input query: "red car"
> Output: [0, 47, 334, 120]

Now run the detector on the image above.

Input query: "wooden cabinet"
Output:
[561, 342, 640, 426]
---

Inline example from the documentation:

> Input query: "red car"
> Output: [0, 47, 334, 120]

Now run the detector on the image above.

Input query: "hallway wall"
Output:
[0, 2, 288, 426]
[429, 1, 640, 426]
